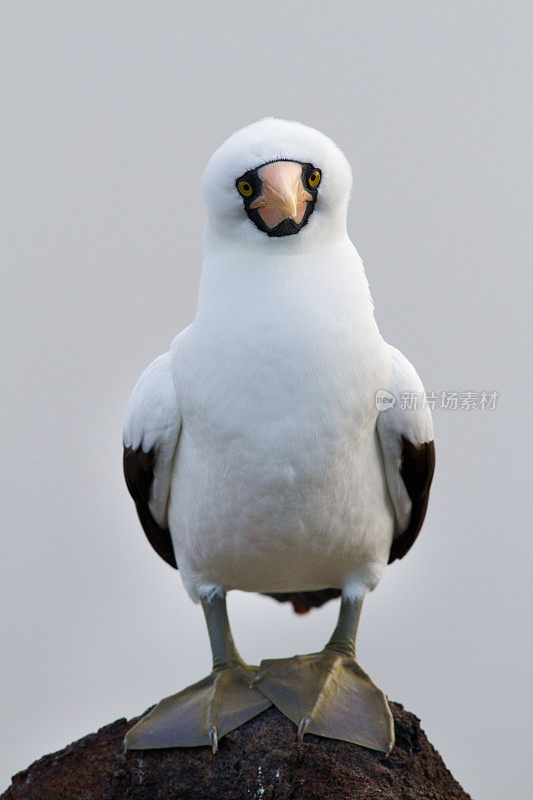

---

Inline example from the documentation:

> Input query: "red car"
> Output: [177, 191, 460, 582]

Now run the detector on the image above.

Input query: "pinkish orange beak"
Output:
[249, 161, 313, 230]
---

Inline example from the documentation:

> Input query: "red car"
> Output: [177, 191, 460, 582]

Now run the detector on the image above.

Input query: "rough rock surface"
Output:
[2, 703, 471, 800]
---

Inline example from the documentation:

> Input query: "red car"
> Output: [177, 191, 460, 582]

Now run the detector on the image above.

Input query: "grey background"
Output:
[2, 2, 531, 798]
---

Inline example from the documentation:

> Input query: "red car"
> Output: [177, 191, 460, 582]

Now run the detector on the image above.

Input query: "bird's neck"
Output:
[194, 233, 376, 327]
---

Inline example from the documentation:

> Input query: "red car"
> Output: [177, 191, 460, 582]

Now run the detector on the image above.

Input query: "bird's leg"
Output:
[253, 595, 395, 753]
[324, 593, 362, 656]
[124, 592, 271, 752]
[203, 592, 242, 670]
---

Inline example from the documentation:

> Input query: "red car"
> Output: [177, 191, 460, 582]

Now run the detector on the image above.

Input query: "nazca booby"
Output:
[123, 118, 435, 754]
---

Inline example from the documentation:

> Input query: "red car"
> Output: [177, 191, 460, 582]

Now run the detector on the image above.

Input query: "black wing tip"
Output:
[388, 438, 436, 564]
[123, 445, 178, 570]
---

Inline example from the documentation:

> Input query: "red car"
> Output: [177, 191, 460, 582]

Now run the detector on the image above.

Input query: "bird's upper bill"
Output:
[235, 160, 321, 237]
[250, 162, 312, 228]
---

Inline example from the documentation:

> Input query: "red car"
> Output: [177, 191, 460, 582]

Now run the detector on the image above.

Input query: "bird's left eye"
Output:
[237, 180, 253, 197]
[307, 169, 321, 189]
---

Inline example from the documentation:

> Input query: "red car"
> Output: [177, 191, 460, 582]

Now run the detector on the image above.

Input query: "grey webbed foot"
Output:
[125, 662, 271, 752]
[254, 647, 394, 753]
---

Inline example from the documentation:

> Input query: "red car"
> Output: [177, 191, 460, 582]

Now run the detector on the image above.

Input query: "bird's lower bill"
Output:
[256, 215, 310, 238]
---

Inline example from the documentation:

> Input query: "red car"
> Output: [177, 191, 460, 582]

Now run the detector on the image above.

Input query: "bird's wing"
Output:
[377, 345, 436, 563]
[123, 352, 181, 569]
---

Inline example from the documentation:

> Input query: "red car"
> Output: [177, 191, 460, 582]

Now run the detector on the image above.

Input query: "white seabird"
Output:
[122, 118, 435, 754]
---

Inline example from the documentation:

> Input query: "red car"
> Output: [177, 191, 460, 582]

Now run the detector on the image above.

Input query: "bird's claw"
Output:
[208, 725, 218, 754]
[297, 714, 311, 741]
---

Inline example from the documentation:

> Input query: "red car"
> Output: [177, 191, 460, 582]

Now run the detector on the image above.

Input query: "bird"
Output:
[122, 118, 435, 755]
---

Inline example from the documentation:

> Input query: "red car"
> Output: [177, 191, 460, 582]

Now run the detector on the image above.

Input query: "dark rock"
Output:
[1, 703, 471, 800]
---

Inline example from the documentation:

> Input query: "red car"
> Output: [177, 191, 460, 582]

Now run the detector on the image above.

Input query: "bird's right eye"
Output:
[237, 180, 253, 197]
[307, 169, 321, 189]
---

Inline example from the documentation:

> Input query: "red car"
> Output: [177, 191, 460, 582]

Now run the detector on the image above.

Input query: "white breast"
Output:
[168, 241, 394, 601]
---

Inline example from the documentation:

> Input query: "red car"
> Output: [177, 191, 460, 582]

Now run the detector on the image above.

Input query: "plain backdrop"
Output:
[2, 3, 532, 798]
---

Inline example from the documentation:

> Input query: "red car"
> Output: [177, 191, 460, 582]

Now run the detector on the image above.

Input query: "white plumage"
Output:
[123, 118, 433, 606]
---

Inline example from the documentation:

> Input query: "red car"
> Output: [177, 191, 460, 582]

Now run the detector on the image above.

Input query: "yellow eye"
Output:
[237, 180, 253, 197]
[308, 169, 321, 188]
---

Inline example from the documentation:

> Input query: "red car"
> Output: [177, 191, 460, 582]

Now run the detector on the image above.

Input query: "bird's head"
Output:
[202, 118, 352, 253]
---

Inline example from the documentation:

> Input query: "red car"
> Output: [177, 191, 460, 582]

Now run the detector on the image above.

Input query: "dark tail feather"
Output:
[264, 589, 341, 614]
